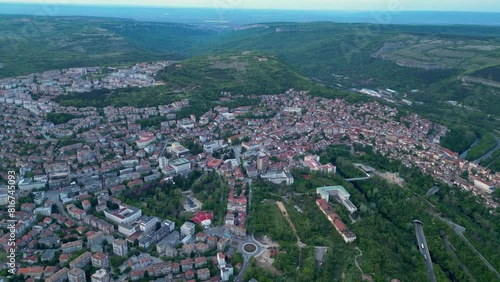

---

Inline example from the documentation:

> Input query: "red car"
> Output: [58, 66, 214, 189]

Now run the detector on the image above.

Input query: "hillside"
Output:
[55, 52, 316, 118]
[2, 17, 500, 166]
[199, 23, 500, 114]
[0, 16, 214, 77]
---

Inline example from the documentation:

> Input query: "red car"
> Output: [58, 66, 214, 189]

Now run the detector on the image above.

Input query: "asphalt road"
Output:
[205, 226, 266, 282]
[414, 220, 437, 282]
[473, 135, 500, 164]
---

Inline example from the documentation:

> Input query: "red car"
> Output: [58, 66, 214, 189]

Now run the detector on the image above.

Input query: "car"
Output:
[424, 254, 427, 260]
[421, 243, 425, 249]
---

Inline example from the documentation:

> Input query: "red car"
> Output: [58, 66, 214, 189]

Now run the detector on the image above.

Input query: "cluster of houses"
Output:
[1, 60, 500, 281]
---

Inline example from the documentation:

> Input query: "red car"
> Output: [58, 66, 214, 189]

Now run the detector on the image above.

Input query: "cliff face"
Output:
[462, 76, 500, 88]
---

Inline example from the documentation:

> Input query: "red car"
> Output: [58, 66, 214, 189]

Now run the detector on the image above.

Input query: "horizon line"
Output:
[1, 2, 500, 13]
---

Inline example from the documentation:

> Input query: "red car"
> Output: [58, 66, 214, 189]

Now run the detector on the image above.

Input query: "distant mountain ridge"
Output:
[1, 4, 500, 26]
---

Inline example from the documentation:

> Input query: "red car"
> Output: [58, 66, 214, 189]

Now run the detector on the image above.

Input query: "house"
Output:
[181, 258, 193, 272]
[23, 255, 38, 264]
[184, 269, 195, 280]
[195, 232, 207, 242]
[172, 262, 180, 274]
[195, 242, 209, 253]
[194, 257, 207, 269]
[17, 267, 43, 280]
[59, 253, 71, 264]
[43, 266, 59, 278]
[130, 269, 145, 281]
[197, 268, 211, 281]
[182, 243, 196, 256]
[152, 261, 172, 277]
[41, 249, 56, 262]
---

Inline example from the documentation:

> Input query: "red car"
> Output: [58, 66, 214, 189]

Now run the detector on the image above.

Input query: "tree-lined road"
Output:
[414, 220, 437, 282]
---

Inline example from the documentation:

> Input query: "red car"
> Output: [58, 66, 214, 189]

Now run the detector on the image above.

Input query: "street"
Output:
[414, 220, 437, 282]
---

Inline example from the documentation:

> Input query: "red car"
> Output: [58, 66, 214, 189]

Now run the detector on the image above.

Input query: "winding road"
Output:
[473, 135, 500, 164]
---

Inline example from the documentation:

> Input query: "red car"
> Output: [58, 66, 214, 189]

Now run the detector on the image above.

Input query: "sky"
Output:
[1, 0, 500, 12]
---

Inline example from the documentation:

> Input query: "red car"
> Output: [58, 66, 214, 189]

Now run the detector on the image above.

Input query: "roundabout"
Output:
[243, 243, 257, 254]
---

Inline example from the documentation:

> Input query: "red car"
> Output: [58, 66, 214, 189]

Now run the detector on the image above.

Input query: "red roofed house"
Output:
[17, 267, 43, 280]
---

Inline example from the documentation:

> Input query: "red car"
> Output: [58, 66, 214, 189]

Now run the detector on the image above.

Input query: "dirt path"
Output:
[275, 201, 301, 245]
[275, 201, 304, 269]
[354, 247, 364, 275]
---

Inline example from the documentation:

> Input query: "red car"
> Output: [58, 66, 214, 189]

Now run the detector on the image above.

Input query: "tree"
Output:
[232, 252, 244, 265]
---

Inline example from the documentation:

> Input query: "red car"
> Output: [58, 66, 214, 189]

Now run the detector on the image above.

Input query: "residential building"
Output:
[68, 267, 86, 282]
[217, 252, 226, 268]
[197, 268, 210, 281]
[180, 221, 196, 237]
[112, 238, 128, 257]
[91, 252, 109, 268]
[17, 267, 43, 280]
[220, 267, 234, 282]
[91, 269, 110, 282]
[61, 240, 83, 254]
[41, 249, 56, 262]
[69, 251, 91, 269]
[217, 237, 229, 251]
[45, 267, 69, 282]
[181, 258, 193, 272]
